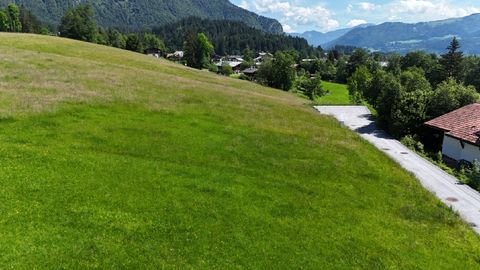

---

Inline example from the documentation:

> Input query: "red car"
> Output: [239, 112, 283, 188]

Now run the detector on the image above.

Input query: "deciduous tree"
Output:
[258, 51, 295, 91]
[184, 32, 214, 69]
[428, 78, 478, 118]
[6, 3, 21, 32]
[59, 4, 97, 42]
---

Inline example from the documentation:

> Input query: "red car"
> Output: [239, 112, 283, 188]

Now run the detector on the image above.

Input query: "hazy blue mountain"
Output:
[325, 14, 480, 54]
[291, 28, 352, 47]
[291, 24, 372, 47]
[0, 0, 283, 33]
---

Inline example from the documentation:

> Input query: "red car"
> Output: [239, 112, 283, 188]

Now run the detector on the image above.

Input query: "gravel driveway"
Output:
[315, 105, 480, 234]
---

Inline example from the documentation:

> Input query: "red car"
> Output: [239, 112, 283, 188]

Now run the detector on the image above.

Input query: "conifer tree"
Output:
[440, 37, 464, 81]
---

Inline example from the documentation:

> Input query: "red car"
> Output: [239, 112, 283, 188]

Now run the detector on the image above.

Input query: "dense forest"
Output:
[153, 17, 322, 57]
[0, 0, 283, 33]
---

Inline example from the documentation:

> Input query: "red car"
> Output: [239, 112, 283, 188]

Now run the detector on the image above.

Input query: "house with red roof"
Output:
[425, 103, 480, 165]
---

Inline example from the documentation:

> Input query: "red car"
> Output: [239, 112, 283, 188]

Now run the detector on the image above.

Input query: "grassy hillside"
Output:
[0, 33, 479, 268]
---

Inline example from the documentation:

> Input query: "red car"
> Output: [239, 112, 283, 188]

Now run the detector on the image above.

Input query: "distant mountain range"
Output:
[0, 0, 283, 33]
[291, 25, 371, 47]
[297, 14, 480, 54]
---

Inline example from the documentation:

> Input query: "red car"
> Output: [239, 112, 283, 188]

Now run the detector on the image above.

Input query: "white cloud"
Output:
[347, 19, 368, 27]
[346, 4, 353, 13]
[387, 0, 480, 22]
[347, 2, 379, 13]
[282, 24, 293, 33]
[236, 0, 480, 32]
[238, 0, 250, 9]
[245, 0, 339, 32]
[358, 2, 378, 11]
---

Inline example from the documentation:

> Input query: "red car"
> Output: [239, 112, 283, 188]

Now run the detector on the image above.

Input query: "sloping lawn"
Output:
[0, 34, 479, 268]
[318, 81, 350, 105]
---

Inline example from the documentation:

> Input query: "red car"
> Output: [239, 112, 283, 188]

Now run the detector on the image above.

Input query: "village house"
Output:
[425, 103, 480, 165]
[144, 47, 163, 58]
[254, 52, 273, 66]
[214, 55, 246, 73]
[166, 51, 184, 61]
[216, 60, 243, 73]
[242, 67, 258, 79]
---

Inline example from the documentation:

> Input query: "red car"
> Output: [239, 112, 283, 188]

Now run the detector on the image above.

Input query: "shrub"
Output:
[465, 160, 480, 190]
[207, 64, 218, 73]
[400, 135, 424, 153]
[219, 64, 233, 76]
[238, 74, 250, 81]
[295, 75, 326, 100]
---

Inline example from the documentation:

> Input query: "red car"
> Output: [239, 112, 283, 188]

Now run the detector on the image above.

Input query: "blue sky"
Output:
[231, 0, 480, 33]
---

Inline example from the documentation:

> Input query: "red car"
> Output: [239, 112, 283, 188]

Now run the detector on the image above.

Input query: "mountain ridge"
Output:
[291, 24, 372, 47]
[325, 13, 480, 54]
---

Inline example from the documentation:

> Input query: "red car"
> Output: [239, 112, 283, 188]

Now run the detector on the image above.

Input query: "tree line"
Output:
[26, 3, 323, 62]
[347, 37, 478, 139]
[0, 3, 48, 34]
[153, 17, 323, 57]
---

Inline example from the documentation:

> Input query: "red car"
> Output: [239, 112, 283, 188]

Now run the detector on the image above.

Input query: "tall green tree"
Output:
[59, 4, 97, 42]
[347, 66, 372, 104]
[142, 33, 165, 51]
[106, 29, 127, 49]
[346, 49, 371, 77]
[464, 56, 480, 92]
[125, 34, 142, 52]
[428, 78, 478, 118]
[184, 32, 201, 68]
[401, 51, 443, 87]
[197, 33, 214, 67]
[386, 54, 402, 76]
[0, 10, 8, 31]
[440, 37, 464, 81]
[376, 73, 402, 130]
[258, 51, 295, 91]
[19, 5, 42, 33]
[6, 3, 21, 32]
[242, 47, 253, 62]
[296, 75, 325, 100]
[390, 69, 432, 136]
[184, 32, 214, 69]
[335, 58, 349, 83]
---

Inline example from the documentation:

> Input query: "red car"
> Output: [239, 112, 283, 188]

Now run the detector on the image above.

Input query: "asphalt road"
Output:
[315, 105, 480, 234]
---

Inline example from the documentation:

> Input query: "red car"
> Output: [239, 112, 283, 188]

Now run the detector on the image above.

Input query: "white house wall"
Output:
[442, 135, 480, 163]
[442, 135, 463, 161]
[460, 141, 480, 163]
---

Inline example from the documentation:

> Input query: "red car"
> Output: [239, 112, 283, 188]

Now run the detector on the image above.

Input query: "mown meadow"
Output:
[317, 81, 350, 105]
[0, 34, 479, 268]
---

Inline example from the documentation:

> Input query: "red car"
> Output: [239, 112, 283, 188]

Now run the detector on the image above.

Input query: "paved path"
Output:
[315, 105, 480, 234]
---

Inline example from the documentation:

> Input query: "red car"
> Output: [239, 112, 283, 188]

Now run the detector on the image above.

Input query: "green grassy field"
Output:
[0, 33, 479, 268]
[317, 81, 350, 105]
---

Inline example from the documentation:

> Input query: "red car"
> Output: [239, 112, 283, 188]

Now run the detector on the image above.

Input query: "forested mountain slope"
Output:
[326, 13, 480, 53]
[0, 0, 283, 33]
[154, 17, 318, 56]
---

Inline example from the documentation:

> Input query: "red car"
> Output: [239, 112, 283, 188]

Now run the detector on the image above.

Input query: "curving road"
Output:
[315, 105, 480, 234]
